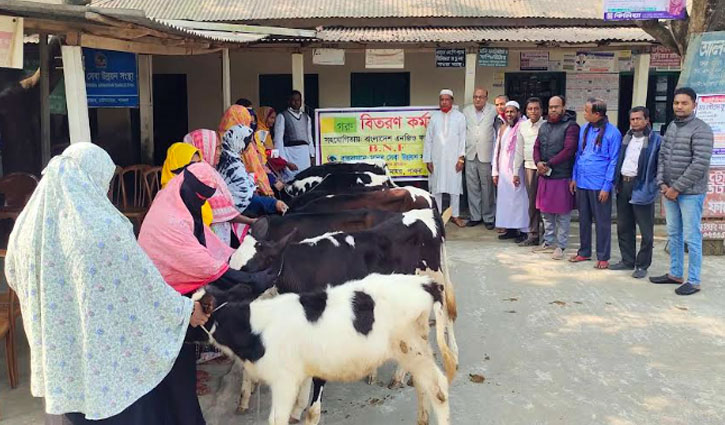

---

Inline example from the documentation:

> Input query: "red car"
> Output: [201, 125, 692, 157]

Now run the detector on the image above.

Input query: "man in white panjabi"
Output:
[274, 90, 315, 181]
[424, 89, 467, 227]
[492, 100, 530, 242]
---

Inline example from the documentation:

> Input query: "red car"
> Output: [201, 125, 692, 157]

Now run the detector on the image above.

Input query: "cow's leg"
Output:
[268, 380, 300, 425]
[414, 379, 430, 425]
[237, 369, 256, 413]
[367, 367, 377, 385]
[303, 378, 325, 425]
[395, 337, 450, 425]
[388, 365, 408, 389]
[289, 377, 312, 423]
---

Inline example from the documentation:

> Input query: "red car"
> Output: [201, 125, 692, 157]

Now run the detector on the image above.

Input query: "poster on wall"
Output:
[575, 51, 616, 73]
[520, 52, 549, 71]
[0, 16, 23, 69]
[315, 106, 439, 180]
[313, 48, 345, 65]
[435, 49, 465, 68]
[365, 49, 405, 69]
[703, 170, 725, 218]
[648, 46, 681, 70]
[695, 94, 725, 167]
[565, 73, 620, 112]
[679, 31, 725, 95]
[83, 48, 138, 108]
[603, 0, 686, 20]
[478, 48, 508, 67]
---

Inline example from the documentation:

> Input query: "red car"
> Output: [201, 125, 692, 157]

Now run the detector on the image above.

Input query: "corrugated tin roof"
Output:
[316, 26, 654, 44]
[91, 0, 605, 21]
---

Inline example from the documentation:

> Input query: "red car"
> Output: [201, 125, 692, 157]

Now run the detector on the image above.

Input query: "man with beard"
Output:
[492, 101, 530, 242]
[532, 95, 580, 260]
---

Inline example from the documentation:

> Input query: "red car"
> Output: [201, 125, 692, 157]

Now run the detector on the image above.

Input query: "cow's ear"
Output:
[250, 216, 269, 239]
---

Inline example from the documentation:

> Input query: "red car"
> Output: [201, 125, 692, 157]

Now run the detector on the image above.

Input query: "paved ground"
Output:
[1, 223, 724, 424]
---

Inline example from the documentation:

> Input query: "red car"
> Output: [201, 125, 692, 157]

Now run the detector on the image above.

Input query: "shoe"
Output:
[451, 217, 467, 228]
[594, 260, 609, 269]
[551, 247, 564, 260]
[466, 220, 482, 227]
[514, 233, 528, 244]
[498, 230, 518, 240]
[609, 261, 634, 271]
[568, 255, 591, 263]
[533, 243, 555, 253]
[518, 237, 540, 247]
[632, 268, 647, 279]
[675, 282, 700, 295]
[649, 274, 683, 284]
[484, 222, 495, 230]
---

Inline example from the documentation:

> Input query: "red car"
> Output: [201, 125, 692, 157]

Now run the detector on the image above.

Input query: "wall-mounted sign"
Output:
[83, 48, 138, 108]
[0, 16, 23, 69]
[696, 95, 725, 168]
[478, 48, 508, 67]
[365, 49, 404, 69]
[575, 51, 617, 73]
[435, 49, 465, 68]
[604, 0, 686, 20]
[648, 46, 681, 70]
[520, 51, 549, 71]
[565, 73, 620, 112]
[679, 32, 725, 97]
[313, 48, 345, 65]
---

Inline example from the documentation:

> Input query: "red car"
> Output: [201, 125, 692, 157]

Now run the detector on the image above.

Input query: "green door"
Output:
[351, 72, 410, 107]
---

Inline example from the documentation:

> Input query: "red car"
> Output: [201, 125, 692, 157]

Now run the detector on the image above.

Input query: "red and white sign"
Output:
[704, 169, 725, 218]
[649, 46, 681, 70]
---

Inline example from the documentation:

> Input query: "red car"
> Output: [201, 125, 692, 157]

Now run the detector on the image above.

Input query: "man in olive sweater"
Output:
[650, 87, 714, 296]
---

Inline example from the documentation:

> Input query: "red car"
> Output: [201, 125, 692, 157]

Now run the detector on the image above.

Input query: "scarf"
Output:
[180, 168, 216, 247]
[160, 142, 213, 226]
[218, 105, 253, 139]
[5, 143, 193, 419]
[583, 116, 609, 150]
[217, 125, 256, 212]
[139, 162, 234, 295]
[255, 106, 276, 152]
[505, 118, 522, 171]
[440, 105, 452, 113]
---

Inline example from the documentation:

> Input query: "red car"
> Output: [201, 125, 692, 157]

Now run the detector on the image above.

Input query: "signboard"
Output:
[365, 49, 404, 69]
[478, 48, 508, 67]
[313, 48, 345, 65]
[679, 31, 725, 95]
[649, 46, 681, 70]
[575, 51, 617, 73]
[565, 73, 620, 112]
[704, 170, 725, 218]
[604, 0, 686, 20]
[83, 48, 138, 108]
[435, 49, 465, 68]
[0, 16, 23, 69]
[696, 95, 725, 167]
[520, 52, 549, 71]
[315, 106, 438, 180]
[701, 221, 725, 239]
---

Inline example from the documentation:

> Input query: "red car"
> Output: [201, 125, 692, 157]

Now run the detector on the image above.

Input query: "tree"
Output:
[636, 0, 725, 56]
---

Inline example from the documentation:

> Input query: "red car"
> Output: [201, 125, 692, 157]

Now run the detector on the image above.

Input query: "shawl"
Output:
[183, 130, 240, 223]
[138, 162, 234, 295]
[161, 142, 213, 226]
[218, 105, 253, 137]
[217, 125, 256, 212]
[4, 143, 192, 419]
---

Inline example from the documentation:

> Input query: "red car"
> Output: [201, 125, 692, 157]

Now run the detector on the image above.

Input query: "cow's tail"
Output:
[441, 207, 453, 225]
[433, 296, 457, 383]
[440, 243, 457, 322]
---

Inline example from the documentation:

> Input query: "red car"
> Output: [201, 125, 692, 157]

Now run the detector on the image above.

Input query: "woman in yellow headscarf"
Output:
[160, 142, 213, 226]
[218, 105, 275, 196]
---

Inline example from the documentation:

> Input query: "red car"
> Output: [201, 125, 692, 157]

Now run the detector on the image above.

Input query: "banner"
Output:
[315, 107, 438, 180]
[704, 170, 725, 218]
[679, 31, 725, 95]
[83, 48, 139, 108]
[520, 51, 549, 71]
[313, 48, 345, 65]
[695, 94, 725, 167]
[0, 16, 23, 69]
[575, 51, 616, 73]
[365, 49, 404, 69]
[604, 0, 686, 20]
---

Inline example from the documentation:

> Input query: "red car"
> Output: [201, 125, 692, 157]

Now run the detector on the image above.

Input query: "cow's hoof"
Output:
[289, 417, 301, 424]
[388, 380, 404, 390]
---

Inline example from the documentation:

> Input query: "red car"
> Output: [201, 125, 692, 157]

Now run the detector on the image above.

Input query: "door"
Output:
[152, 74, 188, 165]
[504, 72, 566, 113]
[259, 74, 319, 113]
[647, 72, 680, 134]
[618, 74, 634, 135]
[350, 73, 410, 107]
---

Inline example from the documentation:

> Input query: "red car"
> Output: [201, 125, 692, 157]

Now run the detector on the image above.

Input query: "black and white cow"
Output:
[284, 171, 395, 200]
[287, 160, 388, 184]
[194, 273, 455, 425]
[290, 186, 433, 214]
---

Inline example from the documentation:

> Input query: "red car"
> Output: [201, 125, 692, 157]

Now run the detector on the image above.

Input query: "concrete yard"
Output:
[1, 223, 724, 424]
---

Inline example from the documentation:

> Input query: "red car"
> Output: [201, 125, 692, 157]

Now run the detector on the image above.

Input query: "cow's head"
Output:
[230, 230, 298, 273]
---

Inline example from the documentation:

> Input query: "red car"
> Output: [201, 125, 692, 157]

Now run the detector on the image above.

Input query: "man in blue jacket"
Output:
[569, 98, 622, 269]
[610, 106, 661, 279]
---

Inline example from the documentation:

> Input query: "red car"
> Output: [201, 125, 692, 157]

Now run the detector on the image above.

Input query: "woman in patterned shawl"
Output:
[5, 143, 209, 424]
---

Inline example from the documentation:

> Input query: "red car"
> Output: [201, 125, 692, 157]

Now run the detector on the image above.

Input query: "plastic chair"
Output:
[142, 166, 162, 207]
[0, 173, 38, 220]
[0, 249, 19, 390]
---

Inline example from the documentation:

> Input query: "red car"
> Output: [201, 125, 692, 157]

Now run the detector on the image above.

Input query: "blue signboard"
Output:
[83, 48, 138, 108]
[679, 32, 725, 95]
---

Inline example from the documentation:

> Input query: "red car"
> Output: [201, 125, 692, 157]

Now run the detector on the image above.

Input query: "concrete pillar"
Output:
[632, 53, 651, 108]
[464, 52, 477, 106]
[39, 33, 51, 166]
[61, 46, 91, 144]
[292, 52, 304, 110]
[138, 54, 154, 163]
[222, 48, 231, 110]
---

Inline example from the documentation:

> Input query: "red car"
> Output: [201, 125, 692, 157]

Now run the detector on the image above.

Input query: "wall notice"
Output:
[435, 49, 465, 68]
[565, 73, 620, 112]
[315, 107, 439, 180]
[520, 51, 549, 71]
[695, 95, 725, 167]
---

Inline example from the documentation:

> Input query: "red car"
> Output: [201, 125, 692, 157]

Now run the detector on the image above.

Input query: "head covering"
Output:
[255, 106, 276, 153]
[505, 100, 521, 110]
[217, 125, 257, 212]
[161, 142, 213, 226]
[5, 143, 193, 419]
[183, 129, 240, 224]
[218, 105, 253, 139]
[439, 89, 454, 98]
[139, 162, 234, 295]
[256, 106, 275, 132]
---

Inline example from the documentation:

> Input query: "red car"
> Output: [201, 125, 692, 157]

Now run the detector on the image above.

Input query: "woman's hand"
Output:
[287, 162, 298, 171]
[274, 180, 285, 191]
[276, 200, 289, 214]
[190, 301, 210, 328]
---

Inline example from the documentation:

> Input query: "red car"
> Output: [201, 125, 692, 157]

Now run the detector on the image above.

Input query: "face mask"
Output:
[441, 105, 452, 113]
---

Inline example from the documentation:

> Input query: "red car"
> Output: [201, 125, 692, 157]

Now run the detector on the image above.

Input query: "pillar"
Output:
[222, 48, 231, 110]
[632, 53, 651, 108]
[39, 33, 51, 166]
[464, 51, 477, 105]
[61, 46, 91, 144]
[138, 54, 154, 163]
[292, 52, 304, 110]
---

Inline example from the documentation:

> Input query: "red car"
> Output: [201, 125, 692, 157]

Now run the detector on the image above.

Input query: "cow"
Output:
[290, 186, 434, 214]
[194, 273, 455, 425]
[287, 160, 388, 183]
[283, 171, 395, 201]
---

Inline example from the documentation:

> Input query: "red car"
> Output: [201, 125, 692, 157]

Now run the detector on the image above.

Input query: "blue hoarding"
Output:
[84, 48, 138, 108]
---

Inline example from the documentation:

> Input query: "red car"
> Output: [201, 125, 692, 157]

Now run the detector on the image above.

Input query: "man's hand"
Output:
[598, 190, 610, 203]
[569, 180, 577, 195]
[664, 187, 680, 201]
[512, 176, 521, 187]
[190, 301, 210, 328]
[287, 162, 298, 171]
[536, 162, 548, 175]
[455, 159, 464, 173]
[660, 184, 669, 194]
[493, 176, 499, 186]
[426, 163, 434, 173]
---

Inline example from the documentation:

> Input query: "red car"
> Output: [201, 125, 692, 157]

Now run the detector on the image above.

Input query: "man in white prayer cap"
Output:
[424, 89, 468, 227]
[492, 100, 530, 242]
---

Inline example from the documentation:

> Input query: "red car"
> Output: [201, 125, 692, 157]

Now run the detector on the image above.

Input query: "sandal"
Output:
[594, 261, 609, 269]
[568, 255, 591, 263]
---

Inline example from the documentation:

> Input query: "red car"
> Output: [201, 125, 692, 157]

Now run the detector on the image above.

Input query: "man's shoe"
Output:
[466, 220, 482, 227]
[518, 237, 539, 247]
[609, 261, 634, 271]
[632, 268, 648, 279]
[551, 247, 564, 260]
[649, 274, 683, 284]
[451, 217, 467, 228]
[498, 230, 518, 240]
[533, 243, 555, 253]
[514, 233, 528, 244]
[484, 222, 495, 230]
[675, 282, 700, 295]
